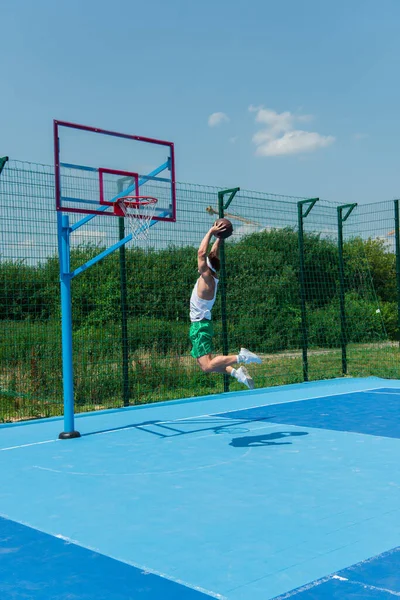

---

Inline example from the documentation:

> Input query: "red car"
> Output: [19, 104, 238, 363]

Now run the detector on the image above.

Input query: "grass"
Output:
[1, 318, 399, 423]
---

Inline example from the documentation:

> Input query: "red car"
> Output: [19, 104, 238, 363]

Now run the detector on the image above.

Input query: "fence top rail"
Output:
[2, 159, 345, 208]
[3, 159, 399, 209]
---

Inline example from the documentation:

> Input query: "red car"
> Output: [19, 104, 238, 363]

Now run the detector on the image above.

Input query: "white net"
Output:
[116, 196, 158, 241]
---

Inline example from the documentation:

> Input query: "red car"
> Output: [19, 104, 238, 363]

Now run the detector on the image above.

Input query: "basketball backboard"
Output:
[53, 120, 176, 221]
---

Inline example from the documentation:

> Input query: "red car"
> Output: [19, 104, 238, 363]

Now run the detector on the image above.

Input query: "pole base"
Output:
[58, 430, 81, 440]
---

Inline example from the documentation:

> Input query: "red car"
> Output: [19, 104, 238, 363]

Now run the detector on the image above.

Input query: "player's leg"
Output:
[196, 354, 237, 373]
[197, 354, 254, 389]
[198, 348, 263, 366]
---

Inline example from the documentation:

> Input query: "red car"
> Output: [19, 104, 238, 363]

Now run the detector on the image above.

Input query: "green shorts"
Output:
[189, 319, 214, 359]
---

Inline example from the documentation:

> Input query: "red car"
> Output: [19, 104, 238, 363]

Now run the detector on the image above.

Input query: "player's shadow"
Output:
[229, 431, 308, 447]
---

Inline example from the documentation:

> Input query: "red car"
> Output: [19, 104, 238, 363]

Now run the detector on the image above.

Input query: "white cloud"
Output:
[353, 133, 369, 140]
[229, 136, 238, 144]
[208, 112, 230, 127]
[255, 130, 335, 157]
[250, 106, 293, 133]
[249, 106, 335, 157]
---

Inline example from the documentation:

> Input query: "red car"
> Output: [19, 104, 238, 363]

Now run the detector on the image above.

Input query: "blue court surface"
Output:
[1, 376, 400, 599]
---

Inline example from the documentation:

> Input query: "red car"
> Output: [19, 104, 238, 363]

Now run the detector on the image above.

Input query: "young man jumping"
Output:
[189, 222, 262, 389]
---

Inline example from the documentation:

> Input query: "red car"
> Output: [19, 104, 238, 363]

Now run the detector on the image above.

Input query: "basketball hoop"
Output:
[114, 196, 158, 241]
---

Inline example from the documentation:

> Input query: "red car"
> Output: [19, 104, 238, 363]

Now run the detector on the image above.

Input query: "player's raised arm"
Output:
[209, 236, 222, 258]
[197, 222, 226, 274]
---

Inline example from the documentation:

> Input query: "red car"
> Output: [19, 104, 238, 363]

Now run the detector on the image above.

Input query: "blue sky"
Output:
[2, 0, 400, 203]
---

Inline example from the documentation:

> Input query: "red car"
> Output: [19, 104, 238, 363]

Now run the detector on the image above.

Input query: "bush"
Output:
[308, 294, 388, 348]
[0, 230, 397, 354]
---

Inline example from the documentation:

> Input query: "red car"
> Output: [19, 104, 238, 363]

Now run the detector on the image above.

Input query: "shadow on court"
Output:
[80, 416, 278, 439]
[229, 431, 309, 447]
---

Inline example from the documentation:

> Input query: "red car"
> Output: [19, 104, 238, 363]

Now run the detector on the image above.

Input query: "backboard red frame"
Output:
[99, 168, 139, 207]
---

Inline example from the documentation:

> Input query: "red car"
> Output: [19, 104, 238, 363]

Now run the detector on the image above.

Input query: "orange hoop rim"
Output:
[117, 195, 158, 208]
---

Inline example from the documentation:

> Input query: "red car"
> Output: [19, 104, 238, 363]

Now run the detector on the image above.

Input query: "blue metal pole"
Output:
[58, 213, 80, 439]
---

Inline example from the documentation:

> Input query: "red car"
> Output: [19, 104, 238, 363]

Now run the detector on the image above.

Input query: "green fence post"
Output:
[394, 200, 400, 348]
[297, 198, 319, 382]
[217, 187, 240, 392]
[118, 180, 130, 406]
[0, 157, 8, 176]
[337, 203, 357, 374]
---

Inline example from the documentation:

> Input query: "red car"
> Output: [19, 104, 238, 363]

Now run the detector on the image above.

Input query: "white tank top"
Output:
[190, 276, 219, 322]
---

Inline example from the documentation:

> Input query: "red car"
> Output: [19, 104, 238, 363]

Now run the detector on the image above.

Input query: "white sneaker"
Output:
[236, 366, 255, 390]
[238, 348, 262, 364]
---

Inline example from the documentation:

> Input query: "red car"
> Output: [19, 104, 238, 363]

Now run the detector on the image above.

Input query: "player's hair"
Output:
[208, 251, 220, 272]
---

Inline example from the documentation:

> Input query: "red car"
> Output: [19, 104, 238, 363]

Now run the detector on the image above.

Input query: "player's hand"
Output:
[210, 221, 227, 236]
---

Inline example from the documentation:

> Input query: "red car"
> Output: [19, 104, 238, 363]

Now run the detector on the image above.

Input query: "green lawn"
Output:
[1, 318, 399, 422]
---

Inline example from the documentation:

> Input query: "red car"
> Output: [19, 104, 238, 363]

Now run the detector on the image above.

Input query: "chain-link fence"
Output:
[1, 158, 399, 422]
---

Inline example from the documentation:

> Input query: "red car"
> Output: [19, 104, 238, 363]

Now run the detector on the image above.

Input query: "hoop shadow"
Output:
[229, 431, 309, 448]
[81, 416, 278, 439]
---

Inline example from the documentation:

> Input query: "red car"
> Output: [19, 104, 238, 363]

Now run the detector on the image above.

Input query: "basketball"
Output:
[215, 218, 233, 239]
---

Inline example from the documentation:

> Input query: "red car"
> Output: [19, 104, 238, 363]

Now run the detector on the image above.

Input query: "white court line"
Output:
[135, 385, 388, 430]
[169, 385, 388, 420]
[0, 439, 59, 452]
[34, 449, 252, 478]
[344, 580, 400, 596]
[0, 385, 390, 451]
[270, 575, 400, 599]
